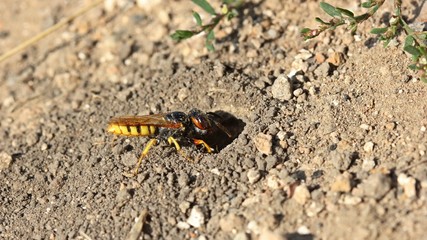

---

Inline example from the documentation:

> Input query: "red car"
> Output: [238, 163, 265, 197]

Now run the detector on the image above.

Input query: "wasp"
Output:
[107, 109, 231, 175]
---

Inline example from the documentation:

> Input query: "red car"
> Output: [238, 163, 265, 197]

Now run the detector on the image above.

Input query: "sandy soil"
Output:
[1, 0, 427, 239]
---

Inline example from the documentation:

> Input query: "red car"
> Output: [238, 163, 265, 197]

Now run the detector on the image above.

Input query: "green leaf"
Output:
[408, 64, 418, 70]
[320, 2, 342, 17]
[315, 17, 329, 25]
[193, 11, 203, 26]
[170, 30, 195, 41]
[354, 13, 370, 22]
[206, 29, 215, 41]
[361, 0, 373, 8]
[421, 76, 427, 83]
[205, 30, 215, 51]
[404, 35, 414, 48]
[370, 27, 388, 34]
[336, 7, 354, 18]
[382, 38, 391, 47]
[404, 45, 421, 57]
[192, 0, 216, 15]
[300, 28, 311, 34]
[419, 46, 427, 56]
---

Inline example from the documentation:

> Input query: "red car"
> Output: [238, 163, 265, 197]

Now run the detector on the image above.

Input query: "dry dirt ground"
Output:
[1, 0, 427, 239]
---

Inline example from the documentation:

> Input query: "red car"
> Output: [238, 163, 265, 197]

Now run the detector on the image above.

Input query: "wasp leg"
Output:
[125, 138, 158, 177]
[193, 139, 213, 153]
[167, 136, 181, 151]
[168, 136, 193, 162]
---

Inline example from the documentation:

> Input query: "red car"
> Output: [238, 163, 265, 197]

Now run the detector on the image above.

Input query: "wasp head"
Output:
[188, 109, 212, 135]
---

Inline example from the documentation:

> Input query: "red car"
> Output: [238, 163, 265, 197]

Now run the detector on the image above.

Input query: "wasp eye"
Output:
[191, 117, 208, 130]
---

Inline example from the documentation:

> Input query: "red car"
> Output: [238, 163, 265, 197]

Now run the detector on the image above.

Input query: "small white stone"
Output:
[293, 184, 311, 205]
[247, 169, 261, 184]
[0, 152, 12, 171]
[341, 195, 362, 205]
[266, 175, 283, 189]
[294, 49, 313, 60]
[397, 173, 417, 198]
[253, 133, 273, 155]
[247, 221, 261, 235]
[276, 131, 286, 141]
[362, 158, 376, 171]
[177, 88, 190, 102]
[297, 225, 311, 235]
[210, 168, 221, 175]
[359, 124, 370, 130]
[176, 221, 190, 229]
[363, 141, 374, 152]
[305, 202, 324, 217]
[41, 143, 48, 151]
[293, 88, 304, 97]
[187, 206, 205, 228]
[271, 74, 292, 101]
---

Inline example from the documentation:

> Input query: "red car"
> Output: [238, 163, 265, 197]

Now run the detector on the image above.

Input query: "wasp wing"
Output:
[108, 113, 182, 128]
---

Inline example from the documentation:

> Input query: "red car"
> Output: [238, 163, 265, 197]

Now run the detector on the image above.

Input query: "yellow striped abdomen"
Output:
[107, 123, 157, 136]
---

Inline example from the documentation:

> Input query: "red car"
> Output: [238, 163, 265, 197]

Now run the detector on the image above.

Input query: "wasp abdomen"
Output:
[108, 123, 157, 136]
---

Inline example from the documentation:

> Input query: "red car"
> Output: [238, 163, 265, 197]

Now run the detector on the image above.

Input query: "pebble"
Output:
[341, 195, 362, 205]
[330, 150, 353, 171]
[41, 143, 48, 151]
[291, 58, 309, 73]
[294, 49, 313, 60]
[330, 172, 353, 193]
[187, 206, 205, 228]
[363, 142, 374, 152]
[219, 213, 245, 233]
[0, 152, 12, 171]
[359, 173, 392, 200]
[397, 173, 417, 199]
[246, 49, 258, 58]
[293, 183, 311, 205]
[116, 187, 131, 203]
[326, 52, 345, 66]
[265, 29, 278, 40]
[26, 132, 40, 146]
[247, 220, 261, 235]
[176, 221, 190, 229]
[266, 174, 284, 190]
[276, 131, 286, 141]
[177, 88, 190, 101]
[314, 62, 331, 77]
[271, 74, 293, 101]
[293, 88, 304, 97]
[297, 225, 311, 235]
[385, 122, 396, 130]
[362, 157, 376, 172]
[214, 61, 225, 78]
[265, 155, 278, 170]
[315, 52, 326, 63]
[305, 201, 324, 217]
[179, 201, 190, 213]
[247, 169, 261, 184]
[359, 124, 370, 130]
[253, 133, 273, 155]
[254, 79, 266, 89]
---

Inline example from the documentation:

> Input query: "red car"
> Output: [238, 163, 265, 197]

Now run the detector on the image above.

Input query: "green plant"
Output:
[170, 0, 242, 51]
[301, 0, 427, 82]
